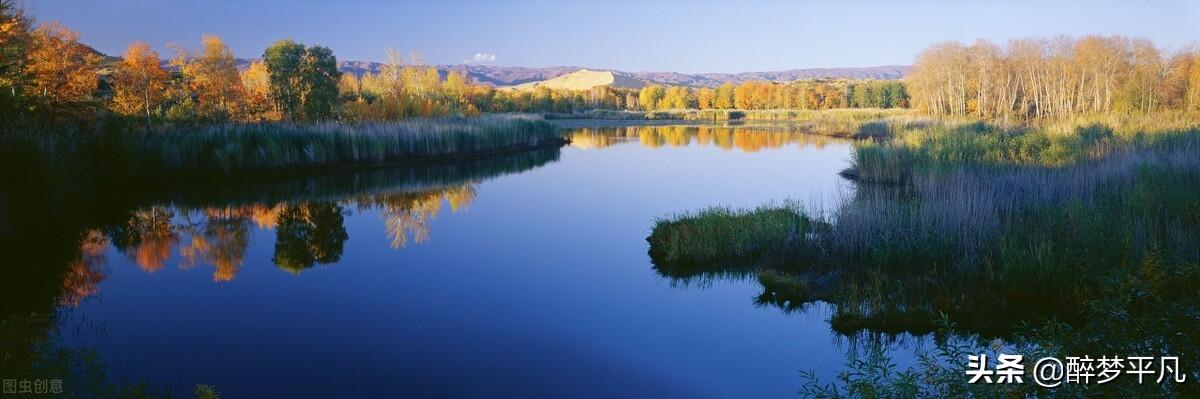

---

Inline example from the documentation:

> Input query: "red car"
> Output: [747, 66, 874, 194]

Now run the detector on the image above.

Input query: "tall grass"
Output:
[0, 114, 564, 176]
[850, 113, 1200, 183]
[135, 115, 562, 173]
[648, 203, 827, 278]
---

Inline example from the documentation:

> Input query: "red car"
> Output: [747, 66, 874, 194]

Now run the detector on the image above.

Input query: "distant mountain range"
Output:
[334, 61, 911, 87]
[95, 42, 908, 87]
[186, 54, 911, 88]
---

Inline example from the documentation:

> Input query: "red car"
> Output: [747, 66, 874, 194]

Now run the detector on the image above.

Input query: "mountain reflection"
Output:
[569, 125, 842, 152]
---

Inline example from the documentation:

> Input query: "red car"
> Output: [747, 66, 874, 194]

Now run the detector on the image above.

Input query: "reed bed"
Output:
[837, 141, 1200, 271]
[648, 203, 826, 270]
[649, 117, 1200, 337]
[0, 114, 563, 177]
[135, 115, 563, 173]
[652, 125, 1200, 273]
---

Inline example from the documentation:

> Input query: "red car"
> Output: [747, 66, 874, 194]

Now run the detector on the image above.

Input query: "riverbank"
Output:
[0, 115, 565, 178]
[546, 108, 929, 139]
[543, 108, 910, 122]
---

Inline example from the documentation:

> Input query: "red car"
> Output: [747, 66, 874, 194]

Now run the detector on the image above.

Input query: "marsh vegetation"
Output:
[648, 113, 1200, 395]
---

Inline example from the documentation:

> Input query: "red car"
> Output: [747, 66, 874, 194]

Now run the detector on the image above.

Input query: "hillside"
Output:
[334, 62, 911, 87]
[129, 46, 910, 87]
[641, 65, 912, 86]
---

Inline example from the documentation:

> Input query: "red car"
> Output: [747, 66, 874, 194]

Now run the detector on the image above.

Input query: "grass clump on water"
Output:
[647, 203, 826, 276]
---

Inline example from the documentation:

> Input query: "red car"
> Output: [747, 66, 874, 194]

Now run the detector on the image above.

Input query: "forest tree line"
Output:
[0, 1, 344, 128]
[455, 79, 906, 115]
[907, 36, 1200, 119]
[0, 2, 907, 130]
[6, 1, 1196, 132]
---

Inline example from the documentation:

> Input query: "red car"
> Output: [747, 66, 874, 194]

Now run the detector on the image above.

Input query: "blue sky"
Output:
[28, 0, 1200, 73]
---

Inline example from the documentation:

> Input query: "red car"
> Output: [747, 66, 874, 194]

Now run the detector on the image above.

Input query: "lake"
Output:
[9, 124, 923, 398]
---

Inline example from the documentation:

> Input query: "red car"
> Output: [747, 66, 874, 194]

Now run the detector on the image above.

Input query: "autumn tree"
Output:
[1118, 38, 1165, 113]
[1188, 52, 1200, 111]
[661, 86, 692, 109]
[240, 60, 277, 121]
[180, 35, 243, 121]
[733, 82, 751, 109]
[638, 84, 665, 111]
[338, 72, 361, 101]
[112, 41, 168, 129]
[25, 22, 99, 121]
[695, 87, 716, 109]
[714, 82, 735, 109]
[908, 35, 1192, 120]
[0, 0, 31, 119]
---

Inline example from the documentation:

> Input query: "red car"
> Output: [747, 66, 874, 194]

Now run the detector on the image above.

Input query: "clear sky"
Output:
[25, 0, 1200, 73]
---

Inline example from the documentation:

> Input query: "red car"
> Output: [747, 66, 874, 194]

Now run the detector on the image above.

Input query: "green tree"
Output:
[299, 45, 339, 121]
[849, 83, 870, 107]
[264, 40, 340, 121]
[263, 40, 305, 120]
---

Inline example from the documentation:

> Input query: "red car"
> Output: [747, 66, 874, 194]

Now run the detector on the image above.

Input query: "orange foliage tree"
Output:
[25, 22, 99, 120]
[112, 41, 168, 129]
[179, 35, 244, 121]
[0, 0, 31, 116]
[240, 60, 278, 121]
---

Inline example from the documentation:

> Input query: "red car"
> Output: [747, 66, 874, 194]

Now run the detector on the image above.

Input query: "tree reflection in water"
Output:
[272, 202, 349, 274]
[568, 124, 843, 152]
[85, 182, 478, 283]
[0, 136, 565, 394]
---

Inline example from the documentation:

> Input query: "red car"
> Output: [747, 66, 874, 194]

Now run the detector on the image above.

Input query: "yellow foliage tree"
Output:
[26, 22, 99, 119]
[714, 82, 735, 109]
[182, 35, 243, 121]
[112, 41, 168, 128]
[695, 87, 716, 109]
[0, 0, 31, 106]
[240, 60, 277, 121]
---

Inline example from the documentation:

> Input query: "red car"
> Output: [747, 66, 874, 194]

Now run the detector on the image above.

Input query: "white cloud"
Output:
[464, 52, 497, 64]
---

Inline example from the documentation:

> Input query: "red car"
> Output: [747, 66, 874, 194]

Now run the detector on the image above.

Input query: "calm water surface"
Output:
[45, 125, 920, 398]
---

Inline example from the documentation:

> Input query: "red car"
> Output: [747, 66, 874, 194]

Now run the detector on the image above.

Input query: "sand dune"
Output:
[506, 69, 647, 91]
